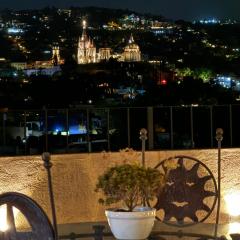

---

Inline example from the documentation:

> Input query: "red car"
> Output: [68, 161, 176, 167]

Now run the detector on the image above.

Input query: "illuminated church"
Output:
[52, 45, 61, 65]
[77, 20, 97, 64]
[122, 34, 141, 62]
[77, 21, 141, 64]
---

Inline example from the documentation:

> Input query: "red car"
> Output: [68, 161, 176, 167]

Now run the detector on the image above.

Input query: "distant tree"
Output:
[193, 68, 214, 82]
[175, 67, 193, 79]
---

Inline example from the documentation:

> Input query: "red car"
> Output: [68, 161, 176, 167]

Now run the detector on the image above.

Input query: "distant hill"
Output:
[0, 6, 166, 25]
[70, 6, 165, 22]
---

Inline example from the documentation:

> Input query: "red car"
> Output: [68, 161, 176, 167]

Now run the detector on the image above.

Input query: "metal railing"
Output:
[0, 105, 238, 155]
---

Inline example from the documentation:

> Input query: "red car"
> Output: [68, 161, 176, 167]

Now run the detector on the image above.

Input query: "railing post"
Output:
[107, 108, 110, 151]
[140, 128, 147, 168]
[24, 111, 27, 155]
[215, 128, 223, 236]
[44, 107, 48, 152]
[127, 108, 130, 147]
[170, 107, 174, 149]
[93, 225, 105, 240]
[190, 106, 194, 148]
[86, 109, 91, 152]
[2, 112, 7, 147]
[140, 128, 148, 206]
[42, 152, 58, 240]
[66, 109, 69, 153]
[147, 107, 154, 150]
[210, 106, 213, 148]
[229, 105, 233, 147]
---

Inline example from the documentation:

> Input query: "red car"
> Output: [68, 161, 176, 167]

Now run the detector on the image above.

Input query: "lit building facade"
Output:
[10, 62, 27, 70]
[52, 46, 61, 65]
[17, 45, 64, 76]
[76, 21, 141, 64]
[98, 48, 111, 61]
[77, 20, 96, 64]
[122, 34, 141, 62]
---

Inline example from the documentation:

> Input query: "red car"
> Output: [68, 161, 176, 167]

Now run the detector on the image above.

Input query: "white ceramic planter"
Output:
[105, 207, 156, 240]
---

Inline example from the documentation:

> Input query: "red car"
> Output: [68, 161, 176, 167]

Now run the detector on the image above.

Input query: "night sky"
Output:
[0, 0, 239, 21]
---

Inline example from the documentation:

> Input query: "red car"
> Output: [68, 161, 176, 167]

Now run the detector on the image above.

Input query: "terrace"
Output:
[0, 106, 240, 239]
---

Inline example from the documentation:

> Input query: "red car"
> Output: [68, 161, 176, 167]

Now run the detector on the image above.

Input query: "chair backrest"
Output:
[0, 192, 55, 240]
[154, 155, 218, 227]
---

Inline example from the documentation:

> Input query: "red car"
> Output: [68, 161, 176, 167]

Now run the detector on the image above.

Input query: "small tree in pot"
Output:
[95, 162, 175, 239]
[96, 164, 165, 211]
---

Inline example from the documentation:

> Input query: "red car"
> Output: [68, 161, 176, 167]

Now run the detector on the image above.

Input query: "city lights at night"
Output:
[1, 1, 240, 239]
[0, 1, 239, 151]
[1, 0, 240, 21]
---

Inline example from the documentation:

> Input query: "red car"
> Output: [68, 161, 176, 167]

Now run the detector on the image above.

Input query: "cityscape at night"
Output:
[1, 2, 240, 239]
[0, 5, 240, 108]
[0, 3, 240, 154]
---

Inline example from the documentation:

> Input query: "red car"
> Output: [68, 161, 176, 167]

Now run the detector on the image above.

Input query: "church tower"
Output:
[77, 20, 96, 64]
[52, 46, 60, 65]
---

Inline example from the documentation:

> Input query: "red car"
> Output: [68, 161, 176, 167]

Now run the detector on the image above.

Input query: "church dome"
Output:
[124, 34, 140, 50]
[125, 43, 140, 50]
[122, 34, 141, 62]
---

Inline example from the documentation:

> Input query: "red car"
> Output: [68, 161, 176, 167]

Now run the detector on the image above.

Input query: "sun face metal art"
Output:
[0, 192, 55, 240]
[154, 155, 218, 226]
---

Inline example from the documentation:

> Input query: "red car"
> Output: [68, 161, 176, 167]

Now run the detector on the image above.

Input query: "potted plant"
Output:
[95, 162, 171, 239]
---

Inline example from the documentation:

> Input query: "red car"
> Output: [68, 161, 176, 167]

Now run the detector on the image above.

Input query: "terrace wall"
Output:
[0, 149, 239, 227]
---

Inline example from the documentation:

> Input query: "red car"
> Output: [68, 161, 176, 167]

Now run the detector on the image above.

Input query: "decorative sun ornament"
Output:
[154, 156, 218, 226]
